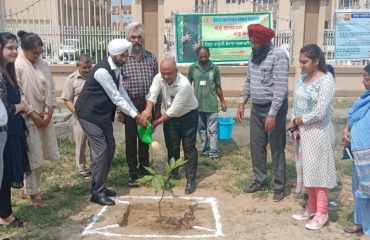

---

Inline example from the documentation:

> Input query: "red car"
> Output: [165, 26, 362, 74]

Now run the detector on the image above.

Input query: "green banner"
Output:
[175, 12, 273, 64]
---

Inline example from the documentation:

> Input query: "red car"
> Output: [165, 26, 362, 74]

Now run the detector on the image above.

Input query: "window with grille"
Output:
[226, 0, 245, 3]
[339, 0, 359, 7]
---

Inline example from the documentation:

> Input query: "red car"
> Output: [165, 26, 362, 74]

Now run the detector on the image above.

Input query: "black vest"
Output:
[75, 58, 119, 129]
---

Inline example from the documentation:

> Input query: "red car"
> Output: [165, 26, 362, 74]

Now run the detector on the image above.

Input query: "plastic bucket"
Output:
[217, 110, 234, 140]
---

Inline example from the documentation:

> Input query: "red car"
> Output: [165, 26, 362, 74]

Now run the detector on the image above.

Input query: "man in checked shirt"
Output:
[117, 22, 160, 187]
[236, 24, 289, 202]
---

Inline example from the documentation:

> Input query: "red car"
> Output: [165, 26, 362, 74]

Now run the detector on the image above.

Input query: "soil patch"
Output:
[121, 201, 197, 233]
[83, 196, 218, 238]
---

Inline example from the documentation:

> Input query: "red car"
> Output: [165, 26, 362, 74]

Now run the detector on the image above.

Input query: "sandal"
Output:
[9, 218, 24, 228]
[80, 171, 91, 180]
[0, 218, 24, 228]
[344, 224, 363, 234]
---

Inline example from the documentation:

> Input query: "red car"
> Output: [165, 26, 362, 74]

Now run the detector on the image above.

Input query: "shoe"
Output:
[170, 170, 180, 180]
[305, 214, 328, 230]
[170, 172, 180, 180]
[210, 156, 220, 162]
[104, 188, 117, 197]
[344, 224, 363, 234]
[80, 171, 91, 180]
[138, 168, 149, 178]
[292, 208, 316, 220]
[185, 181, 196, 194]
[90, 194, 115, 206]
[201, 153, 210, 157]
[273, 190, 284, 202]
[243, 182, 267, 193]
[128, 176, 139, 187]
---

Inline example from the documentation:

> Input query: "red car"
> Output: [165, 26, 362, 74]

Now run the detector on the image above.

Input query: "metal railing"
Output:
[37, 26, 125, 64]
[275, 29, 293, 61]
[0, 0, 131, 64]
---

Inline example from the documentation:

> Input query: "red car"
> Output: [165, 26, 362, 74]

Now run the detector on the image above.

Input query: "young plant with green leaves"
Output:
[137, 158, 187, 218]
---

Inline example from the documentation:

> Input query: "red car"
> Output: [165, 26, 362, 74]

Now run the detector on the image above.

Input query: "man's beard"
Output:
[251, 44, 271, 65]
[132, 42, 143, 53]
[112, 57, 124, 67]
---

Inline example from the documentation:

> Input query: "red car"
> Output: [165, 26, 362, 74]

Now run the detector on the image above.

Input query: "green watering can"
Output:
[137, 120, 153, 144]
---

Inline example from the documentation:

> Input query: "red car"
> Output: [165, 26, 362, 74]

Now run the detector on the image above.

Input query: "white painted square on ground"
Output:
[82, 196, 224, 239]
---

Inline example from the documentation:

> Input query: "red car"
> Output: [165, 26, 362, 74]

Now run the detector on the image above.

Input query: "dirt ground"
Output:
[57, 174, 354, 240]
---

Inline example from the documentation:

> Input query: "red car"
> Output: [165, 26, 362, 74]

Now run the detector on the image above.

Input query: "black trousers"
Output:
[163, 110, 198, 183]
[0, 173, 12, 219]
[250, 99, 288, 191]
[79, 119, 115, 196]
[124, 103, 149, 178]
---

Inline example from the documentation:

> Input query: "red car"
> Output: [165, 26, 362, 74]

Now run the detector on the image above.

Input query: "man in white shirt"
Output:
[75, 39, 147, 206]
[143, 58, 199, 194]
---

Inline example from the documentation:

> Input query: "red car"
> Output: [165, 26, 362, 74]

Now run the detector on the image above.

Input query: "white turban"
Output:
[107, 38, 132, 56]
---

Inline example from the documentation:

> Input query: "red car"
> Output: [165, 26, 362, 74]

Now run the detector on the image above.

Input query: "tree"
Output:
[137, 158, 187, 219]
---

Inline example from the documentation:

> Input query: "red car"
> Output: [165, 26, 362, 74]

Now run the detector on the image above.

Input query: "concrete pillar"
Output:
[131, 0, 165, 62]
[277, 0, 291, 30]
[0, 0, 5, 31]
[303, 0, 320, 45]
[316, 1, 327, 49]
[290, 0, 306, 81]
[131, 0, 143, 23]
[291, 0, 326, 82]
[330, 0, 338, 29]
[157, 0, 165, 62]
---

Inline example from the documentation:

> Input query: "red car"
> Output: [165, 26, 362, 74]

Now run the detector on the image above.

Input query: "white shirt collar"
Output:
[108, 56, 119, 71]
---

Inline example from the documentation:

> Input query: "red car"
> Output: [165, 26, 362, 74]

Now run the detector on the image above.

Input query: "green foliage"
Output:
[137, 158, 187, 218]
[199, 158, 221, 170]
[137, 158, 187, 193]
[78, 33, 111, 63]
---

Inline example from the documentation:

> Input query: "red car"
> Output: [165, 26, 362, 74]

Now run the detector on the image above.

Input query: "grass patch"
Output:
[108, 144, 130, 186]
[219, 142, 353, 223]
[1, 139, 353, 239]
[1, 140, 134, 240]
[199, 158, 222, 170]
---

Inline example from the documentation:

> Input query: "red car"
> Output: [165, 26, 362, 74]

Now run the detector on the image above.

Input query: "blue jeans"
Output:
[353, 163, 370, 235]
[198, 112, 218, 157]
[0, 131, 7, 189]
